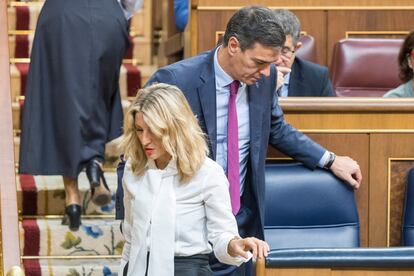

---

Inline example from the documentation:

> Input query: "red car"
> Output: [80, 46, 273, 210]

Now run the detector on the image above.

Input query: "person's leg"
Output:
[86, 159, 111, 206]
[62, 177, 81, 231]
[63, 177, 80, 205]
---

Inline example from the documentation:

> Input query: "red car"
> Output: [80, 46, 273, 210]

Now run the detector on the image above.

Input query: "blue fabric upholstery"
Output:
[264, 163, 360, 249]
[402, 168, 414, 246]
[265, 247, 414, 268]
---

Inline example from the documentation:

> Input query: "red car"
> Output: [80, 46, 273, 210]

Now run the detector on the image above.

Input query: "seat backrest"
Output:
[296, 34, 317, 64]
[402, 168, 414, 245]
[330, 38, 402, 97]
[264, 163, 360, 249]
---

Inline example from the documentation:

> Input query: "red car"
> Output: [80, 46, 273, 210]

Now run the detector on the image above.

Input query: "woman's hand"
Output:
[227, 237, 270, 260]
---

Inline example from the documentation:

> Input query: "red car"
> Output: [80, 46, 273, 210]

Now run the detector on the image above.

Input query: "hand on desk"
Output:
[228, 236, 270, 260]
[330, 156, 362, 190]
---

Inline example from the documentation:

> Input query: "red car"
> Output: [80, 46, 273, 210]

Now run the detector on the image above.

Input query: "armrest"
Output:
[266, 247, 414, 268]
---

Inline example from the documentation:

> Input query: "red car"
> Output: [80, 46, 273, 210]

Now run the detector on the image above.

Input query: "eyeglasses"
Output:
[281, 46, 295, 57]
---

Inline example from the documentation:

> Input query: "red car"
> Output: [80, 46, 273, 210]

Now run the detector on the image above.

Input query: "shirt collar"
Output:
[213, 46, 247, 91]
[284, 72, 291, 86]
[214, 46, 234, 88]
[147, 158, 178, 175]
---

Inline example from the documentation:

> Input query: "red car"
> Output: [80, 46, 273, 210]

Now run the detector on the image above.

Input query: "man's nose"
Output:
[259, 64, 271, 77]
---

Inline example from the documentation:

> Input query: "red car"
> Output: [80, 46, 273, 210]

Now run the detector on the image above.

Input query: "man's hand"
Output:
[276, 66, 291, 91]
[330, 156, 362, 190]
[228, 237, 270, 260]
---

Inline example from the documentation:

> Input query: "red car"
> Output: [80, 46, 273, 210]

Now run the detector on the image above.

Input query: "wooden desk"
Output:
[268, 98, 414, 247]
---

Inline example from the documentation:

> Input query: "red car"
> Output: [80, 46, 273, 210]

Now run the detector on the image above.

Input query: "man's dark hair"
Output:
[223, 6, 285, 51]
[398, 30, 414, 83]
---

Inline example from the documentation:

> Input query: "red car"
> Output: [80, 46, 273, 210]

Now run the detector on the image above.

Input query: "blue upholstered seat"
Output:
[264, 163, 360, 249]
[402, 167, 414, 246]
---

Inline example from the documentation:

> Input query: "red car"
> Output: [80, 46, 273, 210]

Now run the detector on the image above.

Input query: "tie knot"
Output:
[230, 80, 240, 96]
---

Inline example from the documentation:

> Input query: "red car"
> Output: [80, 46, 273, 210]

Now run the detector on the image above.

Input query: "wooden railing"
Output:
[0, 0, 22, 273]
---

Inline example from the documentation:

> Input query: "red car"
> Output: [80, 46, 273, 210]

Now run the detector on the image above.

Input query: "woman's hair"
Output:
[398, 30, 414, 83]
[119, 83, 208, 182]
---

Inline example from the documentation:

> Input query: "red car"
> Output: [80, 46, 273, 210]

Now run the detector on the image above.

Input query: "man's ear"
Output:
[227, 36, 240, 56]
[295, 41, 302, 51]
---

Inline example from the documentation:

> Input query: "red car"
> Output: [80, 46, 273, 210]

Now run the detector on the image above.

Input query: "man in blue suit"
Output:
[116, 5, 361, 275]
[274, 9, 334, 97]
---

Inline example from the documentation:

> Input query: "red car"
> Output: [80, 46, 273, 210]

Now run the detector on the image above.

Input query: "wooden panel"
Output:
[326, 10, 414, 67]
[265, 268, 331, 276]
[279, 98, 414, 130]
[388, 160, 414, 246]
[195, 0, 414, 6]
[196, 10, 234, 54]
[194, 10, 327, 64]
[0, 0, 21, 273]
[293, 11, 326, 65]
[326, 270, 410, 276]
[190, 2, 414, 67]
[370, 134, 414, 246]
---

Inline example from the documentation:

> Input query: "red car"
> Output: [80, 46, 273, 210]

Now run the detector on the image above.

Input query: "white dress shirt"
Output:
[214, 48, 250, 194]
[118, 0, 143, 19]
[120, 157, 247, 275]
[214, 47, 329, 192]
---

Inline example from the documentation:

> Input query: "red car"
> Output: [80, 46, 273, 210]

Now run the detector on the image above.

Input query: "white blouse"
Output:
[120, 157, 246, 275]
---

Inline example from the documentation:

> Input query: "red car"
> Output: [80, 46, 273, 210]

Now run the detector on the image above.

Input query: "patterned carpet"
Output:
[18, 172, 124, 275]
[7, 0, 155, 274]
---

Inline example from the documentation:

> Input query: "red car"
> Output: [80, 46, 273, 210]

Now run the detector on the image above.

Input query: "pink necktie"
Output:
[227, 80, 240, 215]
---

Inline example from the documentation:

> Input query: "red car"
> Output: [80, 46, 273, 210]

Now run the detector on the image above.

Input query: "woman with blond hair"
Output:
[118, 83, 269, 276]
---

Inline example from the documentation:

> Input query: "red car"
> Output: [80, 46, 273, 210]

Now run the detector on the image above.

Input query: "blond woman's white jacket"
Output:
[120, 157, 245, 275]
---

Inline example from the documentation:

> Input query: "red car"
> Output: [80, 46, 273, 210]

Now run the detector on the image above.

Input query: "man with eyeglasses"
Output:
[274, 9, 335, 97]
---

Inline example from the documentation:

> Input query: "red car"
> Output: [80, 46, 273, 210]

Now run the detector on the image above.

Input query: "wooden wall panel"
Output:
[195, 0, 414, 7]
[196, 10, 234, 54]
[369, 134, 414, 246]
[191, 1, 414, 68]
[388, 160, 414, 246]
[293, 11, 327, 65]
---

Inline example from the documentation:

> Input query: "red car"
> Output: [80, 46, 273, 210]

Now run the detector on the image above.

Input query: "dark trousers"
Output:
[123, 254, 212, 276]
[210, 183, 260, 276]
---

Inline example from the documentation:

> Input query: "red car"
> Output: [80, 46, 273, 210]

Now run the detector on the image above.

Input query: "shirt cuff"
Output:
[318, 150, 331, 168]
[214, 235, 246, 266]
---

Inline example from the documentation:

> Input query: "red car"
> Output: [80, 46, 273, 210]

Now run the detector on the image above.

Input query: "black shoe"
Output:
[86, 159, 102, 189]
[86, 159, 112, 206]
[62, 204, 81, 231]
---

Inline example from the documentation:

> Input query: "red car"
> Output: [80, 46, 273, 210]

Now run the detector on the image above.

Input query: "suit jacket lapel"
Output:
[198, 51, 217, 159]
[248, 82, 264, 167]
[288, 59, 305, 96]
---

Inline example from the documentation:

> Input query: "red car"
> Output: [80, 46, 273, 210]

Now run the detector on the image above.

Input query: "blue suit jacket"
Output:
[115, 48, 326, 239]
[288, 58, 334, 97]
